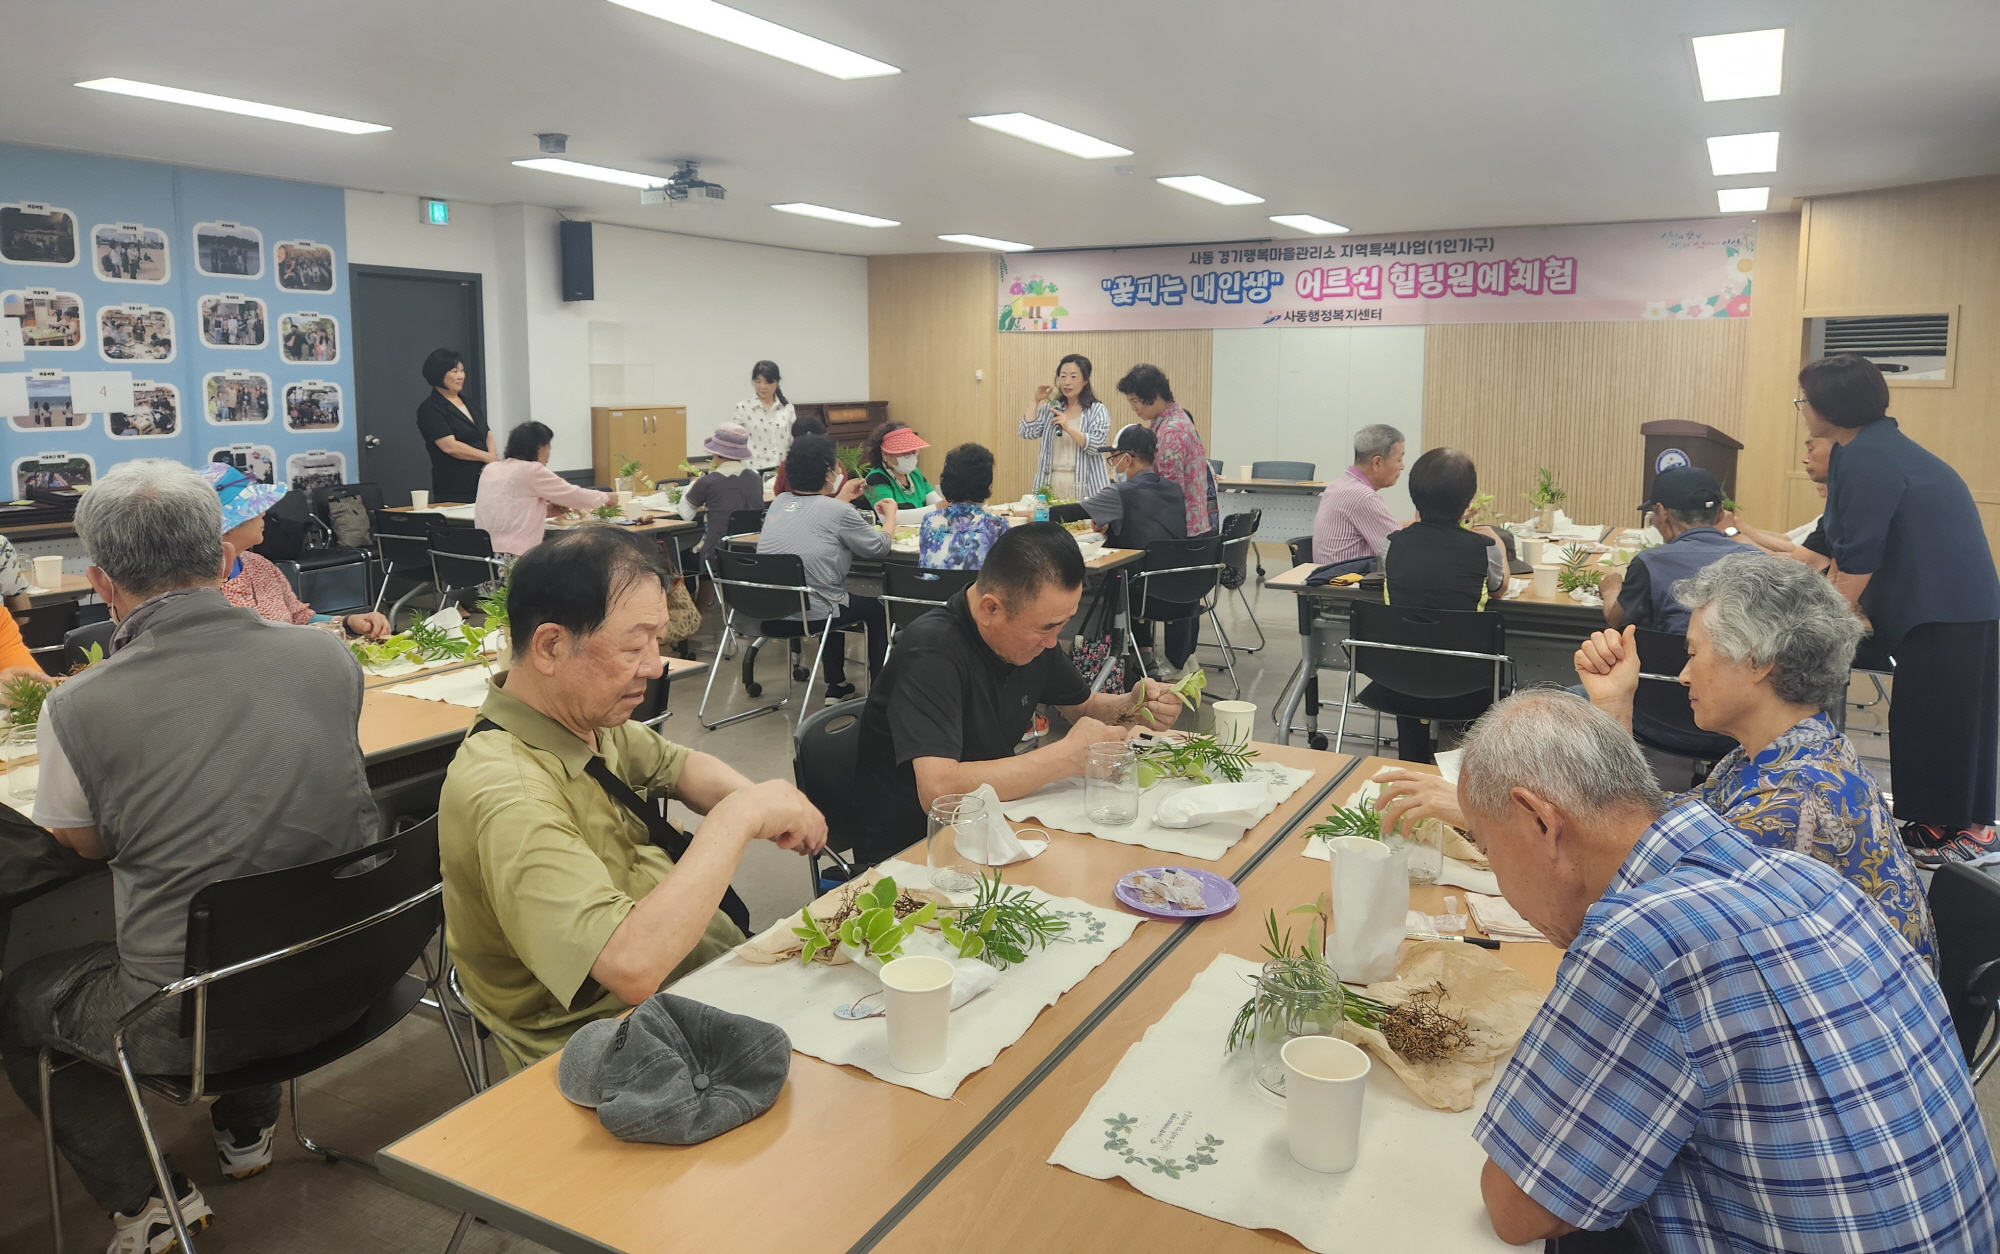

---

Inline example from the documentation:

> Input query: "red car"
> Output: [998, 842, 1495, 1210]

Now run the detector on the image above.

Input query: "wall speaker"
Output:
[559, 220, 593, 302]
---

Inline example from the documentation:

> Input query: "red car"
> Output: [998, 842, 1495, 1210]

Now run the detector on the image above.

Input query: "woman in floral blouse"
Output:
[1017, 354, 1110, 502]
[919, 444, 1009, 570]
[733, 360, 796, 474]
[1115, 363, 1217, 537]
[206, 463, 392, 640]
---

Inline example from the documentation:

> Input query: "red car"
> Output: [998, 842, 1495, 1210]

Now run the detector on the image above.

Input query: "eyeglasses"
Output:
[1791, 397, 1807, 411]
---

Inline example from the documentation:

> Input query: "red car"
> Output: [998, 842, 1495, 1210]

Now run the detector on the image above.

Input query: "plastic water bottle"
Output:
[1033, 493, 1050, 523]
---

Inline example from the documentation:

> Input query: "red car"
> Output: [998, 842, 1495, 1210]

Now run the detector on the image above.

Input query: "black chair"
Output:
[1630, 629, 1739, 770]
[312, 482, 386, 595]
[429, 527, 507, 612]
[371, 509, 443, 619]
[1201, 510, 1265, 654]
[62, 619, 114, 672]
[1287, 535, 1315, 569]
[699, 550, 836, 730]
[37, 820, 446, 1253]
[1125, 535, 1239, 694]
[794, 698, 869, 892]
[256, 490, 371, 616]
[17, 601, 77, 673]
[881, 564, 978, 656]
[1336, 600, 1511, 757]
[1930, 862, 2000, 1081]
[1251, 460, 1315, 481]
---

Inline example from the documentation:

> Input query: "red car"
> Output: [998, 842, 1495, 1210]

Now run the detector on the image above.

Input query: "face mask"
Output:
[1112, 469, 1129, 483]
[893, 455, 918, 474]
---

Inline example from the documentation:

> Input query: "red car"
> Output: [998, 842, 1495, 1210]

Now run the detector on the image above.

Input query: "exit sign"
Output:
[419, 197, 450, 226]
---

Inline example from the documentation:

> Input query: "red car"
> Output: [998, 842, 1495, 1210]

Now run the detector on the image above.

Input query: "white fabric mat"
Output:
[671, 860, 1141, 1099]
[362, 655, 468, 680]
[383, 667, 492, 708]
[1001, 763, 1314, 861]
[1499, 577, 1530, 600]
[1299, 777, 1502, 894]
[1049, 954, 1534, 1252]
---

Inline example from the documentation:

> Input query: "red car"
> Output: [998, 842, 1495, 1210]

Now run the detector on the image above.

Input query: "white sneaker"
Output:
[107, 1176, 213, 1254]
[214, 1122, 275, 1180]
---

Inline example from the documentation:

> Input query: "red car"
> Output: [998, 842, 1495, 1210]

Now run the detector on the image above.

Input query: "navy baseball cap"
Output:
[1639, 466, 1723, 512]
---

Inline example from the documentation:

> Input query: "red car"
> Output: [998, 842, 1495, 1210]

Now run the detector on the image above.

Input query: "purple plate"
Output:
[1115, 866, 1238, 920]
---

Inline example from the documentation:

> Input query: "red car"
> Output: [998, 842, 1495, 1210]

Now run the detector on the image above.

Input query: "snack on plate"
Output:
[1124, 869, 1209, 911]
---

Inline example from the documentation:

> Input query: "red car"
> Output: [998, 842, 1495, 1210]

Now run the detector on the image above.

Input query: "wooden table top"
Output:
[24, 573, 93, 603]
[383, 504, 698, 537]
[357, 656, 709, 759]
[870, 756, 1559, 1254]
[1266, 561, 1600, 614]
[728, 534, 1145, 574]
[378, 742, 1358, 1254]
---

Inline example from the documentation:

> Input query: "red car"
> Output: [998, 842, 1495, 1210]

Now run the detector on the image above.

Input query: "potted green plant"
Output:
[1524, 467, 1566, 533]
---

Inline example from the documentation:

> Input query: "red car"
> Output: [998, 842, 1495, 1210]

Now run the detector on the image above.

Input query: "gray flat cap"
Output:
[556, 993, 791, 1145]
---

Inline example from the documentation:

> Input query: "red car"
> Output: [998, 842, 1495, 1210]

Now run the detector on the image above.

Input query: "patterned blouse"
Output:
[222, 551, 316, 626]
[1019, 401, 1111, 500]
[732, 397, 796, 472]
[918, 502, 1009, 570]
[1149, 404, 1219, 536]
[1690, 712, 1936, 965]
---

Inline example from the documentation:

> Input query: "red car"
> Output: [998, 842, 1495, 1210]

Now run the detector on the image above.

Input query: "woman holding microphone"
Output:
[1018, 353, 1110, 501]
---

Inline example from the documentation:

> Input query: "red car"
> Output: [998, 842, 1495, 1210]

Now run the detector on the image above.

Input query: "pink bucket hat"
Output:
[703, 423, 753, 462]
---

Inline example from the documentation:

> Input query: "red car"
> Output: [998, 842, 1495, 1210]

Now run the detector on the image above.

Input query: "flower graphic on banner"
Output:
[1646, 240, 1754, 319]
[998, 260, 1068, 330]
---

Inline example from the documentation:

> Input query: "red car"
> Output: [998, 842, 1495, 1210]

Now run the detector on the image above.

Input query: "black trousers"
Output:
[1887, 619, 1999, 829]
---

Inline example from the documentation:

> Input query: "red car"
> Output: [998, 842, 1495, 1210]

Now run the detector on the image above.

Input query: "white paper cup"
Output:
[1519, 537, 1545, 566]
[880, 955, 954, 1074]
[32, 556, 63, 589]
[410, 490, 430, 510]
[1282, 1035, 1370, 1173]
[1211, 700, 1256, 751]
[1237, 465, 1254, 480]
[1531, 565, 1559, 598]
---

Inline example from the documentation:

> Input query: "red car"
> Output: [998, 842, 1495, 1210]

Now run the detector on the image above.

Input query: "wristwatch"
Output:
[1723, 526, 1740, 537]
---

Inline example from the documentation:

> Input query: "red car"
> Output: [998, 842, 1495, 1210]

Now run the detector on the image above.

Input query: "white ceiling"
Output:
[5, 0, 1998, 257]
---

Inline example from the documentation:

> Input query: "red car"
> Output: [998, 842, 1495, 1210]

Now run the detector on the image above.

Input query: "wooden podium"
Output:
[1641, 420, 1743, 505]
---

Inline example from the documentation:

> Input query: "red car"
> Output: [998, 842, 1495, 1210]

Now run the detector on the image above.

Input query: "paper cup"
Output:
[1531, 565, 1558, 598]
[1237, 465, 1254, 480]
[880, 955, 954, 1074]
[32, 556, 63, 589]
[1519, 537, 1544, 567]
[410, 490, 430, 510]
[1282, 1035, 1370, 1173]
[1211, 700, 1256, 751]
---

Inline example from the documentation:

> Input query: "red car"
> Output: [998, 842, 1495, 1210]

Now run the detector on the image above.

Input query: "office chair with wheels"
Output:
[1126, 535, 1238, 695]
[1929, 861, 2000, 1080]
[699, 550, 836, 730]
[793, 699, 870, 892]
[37, 820, 445, 1254]
[1250, 460, 1315, 481]
[880, 564, 978, 658]
[1336, 600, 1511, 758]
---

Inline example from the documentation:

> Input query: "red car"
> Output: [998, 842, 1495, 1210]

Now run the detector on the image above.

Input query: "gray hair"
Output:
[1459, 689, 1668, 824]
[1353, 424, 1404, 464]
[74, 459, 224, 598]
[1666, 502, 1722, 528]
[1673, 550, 1862, 710]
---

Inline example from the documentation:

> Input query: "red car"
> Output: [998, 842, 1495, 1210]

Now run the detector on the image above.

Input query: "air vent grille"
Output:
[1821, 313, 1950, 358]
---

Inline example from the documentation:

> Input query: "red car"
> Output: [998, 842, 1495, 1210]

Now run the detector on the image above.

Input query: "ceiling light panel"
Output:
[938, 233, 1032, 252]
[772, 202, 899, 227]
[514, 158, 665, 188]
[1269, 214, 1349, 235]
[1706, 131, 1779, 176]
[605, 0, 898, 79]
[1691, 28, 1785, 102]
[966, 114, 1131, 159]
[1157, 175, 1264, 206]
[1716, 187, 1770, 213]
[75, 77, 388, 134]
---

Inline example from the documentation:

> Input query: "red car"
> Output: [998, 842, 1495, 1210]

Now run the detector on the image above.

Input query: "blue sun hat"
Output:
[203, 462, 287, 533]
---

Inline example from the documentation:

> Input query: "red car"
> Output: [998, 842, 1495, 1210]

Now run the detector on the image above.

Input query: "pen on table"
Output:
[1407, 931, 1501, 950]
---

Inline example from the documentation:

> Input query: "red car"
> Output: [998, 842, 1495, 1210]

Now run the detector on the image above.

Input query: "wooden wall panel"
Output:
[1423, 320, 1749, 530]
[866, 253, 998, 485]
[1734, 214, 1810, 530]
[994, 332, 1212, 495]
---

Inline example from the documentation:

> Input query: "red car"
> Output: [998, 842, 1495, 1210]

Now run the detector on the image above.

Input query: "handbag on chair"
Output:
[664, 576, 703, 645]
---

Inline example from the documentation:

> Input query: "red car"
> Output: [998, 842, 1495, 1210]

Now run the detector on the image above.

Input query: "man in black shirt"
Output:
[852, 524, 1184, 865]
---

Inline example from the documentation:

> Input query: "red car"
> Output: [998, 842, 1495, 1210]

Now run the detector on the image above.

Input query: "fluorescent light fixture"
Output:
[1157, 175, 1264, 206]
[74, 77, 388, 134]
[1691, 28, 1785, 101]
[772, 202, 899, 228]
[1269, 214, 1349, 235]
[513, 158, 665, 189]
[938, 233, 1032, 252]
[1717, 186, 1770, 213]
[966, 113, 1130, 159]
[605, 0, 898, 79]
[1706, 131, 1779, 176]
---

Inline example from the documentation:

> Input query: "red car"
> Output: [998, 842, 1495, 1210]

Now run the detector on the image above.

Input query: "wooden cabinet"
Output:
[792, 400, 887, 449]
[590, 406, 686, 487]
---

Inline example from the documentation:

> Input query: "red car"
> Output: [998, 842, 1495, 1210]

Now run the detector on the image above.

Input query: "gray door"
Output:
[349, 265, 485, 503]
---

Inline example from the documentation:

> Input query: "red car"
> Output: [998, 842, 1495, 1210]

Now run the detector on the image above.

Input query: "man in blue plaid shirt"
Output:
[1455, 690, 1999, 1251]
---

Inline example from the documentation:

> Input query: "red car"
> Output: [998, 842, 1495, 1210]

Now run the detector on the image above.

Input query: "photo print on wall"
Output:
[199, 294, 267, 348]
[13, 369, 83, 430]
[110, 381, 178, 438]
[204, 369, 270, 424]
[193, 220, 261, 278]
[90, 223, 169, 283]
[209, 443, 275, 485]
[279, 312, 337, 363]
[15, 452, 95, 497]
[284, 380, 341, 432]
[0, 203, 78, 266]
[99, 303, 173, 362]
[274, 240, 334, 292]
[2, 289, 83, 349]
[286, 449, 345, 492]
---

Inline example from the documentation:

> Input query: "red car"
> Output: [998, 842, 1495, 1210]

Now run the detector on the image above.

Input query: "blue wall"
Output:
[0, 142, 354, 496]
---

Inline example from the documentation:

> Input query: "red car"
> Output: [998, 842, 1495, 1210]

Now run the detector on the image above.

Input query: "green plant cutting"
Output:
[836, 444, 867, 482]
[1302, 803, 1385, 844]
[1132, 667, 1207, 728]
[348, 635, 418, 669]
[1133, 732, 1256, 788]
[3, 642, 106, 729]
[1555, 545, 1603, 593]
[476, 574, 510, 636]
[351, 622, 490, 669]
[937, 870, 1070, 969]
[591, 503, 625, 521]
[1524, 466, 1567, 511]
[792, 876, 937, 965]
[1462, 490, 1499, 528]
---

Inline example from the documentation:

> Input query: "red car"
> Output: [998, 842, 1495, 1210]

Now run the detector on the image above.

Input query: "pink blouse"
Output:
[474, 459, 609, 555]
[222, 551, 315, 625]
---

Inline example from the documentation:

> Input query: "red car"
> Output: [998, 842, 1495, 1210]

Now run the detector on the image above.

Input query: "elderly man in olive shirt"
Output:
[441, 529, 825, 1070]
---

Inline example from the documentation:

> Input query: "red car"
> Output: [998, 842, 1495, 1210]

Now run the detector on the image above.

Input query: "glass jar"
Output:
[1387, 817, 1444, 885]
[925, 793, 985, 893]
[4, 723, 37, 808]
[1083, 742, 1139, 826]
[1251, 958, 1346, 1097]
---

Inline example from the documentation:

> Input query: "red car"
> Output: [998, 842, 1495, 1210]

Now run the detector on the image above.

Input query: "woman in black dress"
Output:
[415, 348, 495, 501]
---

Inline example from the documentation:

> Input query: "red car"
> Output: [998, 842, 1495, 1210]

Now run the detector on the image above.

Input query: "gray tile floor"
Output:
[1, 546, 1991, 1252]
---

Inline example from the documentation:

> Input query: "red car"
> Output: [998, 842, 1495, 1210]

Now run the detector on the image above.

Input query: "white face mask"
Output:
[1112, 469, 1129, 483]
[893, 455, 918, 474]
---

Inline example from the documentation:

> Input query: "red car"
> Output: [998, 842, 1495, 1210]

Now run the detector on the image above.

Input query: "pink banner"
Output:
[997, 218, 1756, 332]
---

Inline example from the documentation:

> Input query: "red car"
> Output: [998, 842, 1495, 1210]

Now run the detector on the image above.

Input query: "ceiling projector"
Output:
[641, 160, 726, 208]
